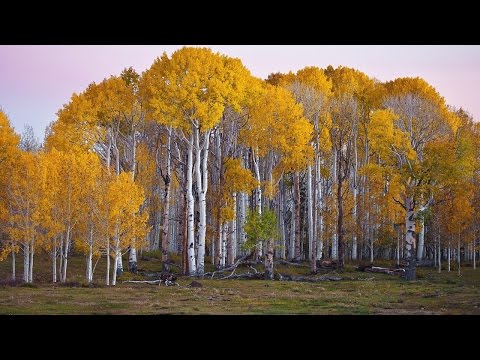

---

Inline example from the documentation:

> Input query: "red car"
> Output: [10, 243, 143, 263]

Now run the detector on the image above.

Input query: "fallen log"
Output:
[317, 260, 339, 269]
[357, 265, 405, 276]
[278, 274, 342, 282]
[275, 260, 309, 267]
[204, 252, 254, 279]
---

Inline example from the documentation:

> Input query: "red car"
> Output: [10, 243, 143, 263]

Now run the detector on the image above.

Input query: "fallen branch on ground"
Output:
[275, 260, 309, 267]
[356, 264, 405, 275]
[204, 252, 254, 279]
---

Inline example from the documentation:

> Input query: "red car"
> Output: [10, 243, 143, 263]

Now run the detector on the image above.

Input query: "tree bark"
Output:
[404, 196, 417, 280]
[352, 130, 358, 260]
[161, 127, 172, 271]
[337, 149, 345, 267]
[23, 243, 29, 282]
[186, 132, 196, 275]
[253, 151, 263, 258]
[264, 238, 274, 279]
[106, 231, 110, 285]
[457, 233, 461, 277]
[195, 128, 210, 275]
[29, 241, 34, 283]
[294, 171, 301, 261]
[473, 236, 476, 270]
[227, 192, 237, 266]
[307, 165, 314, 262]
[438, 236, 441, 273]
[12, 250, 16, 281]
[448, 239, 451, 272]
[417, 216, 425, 260]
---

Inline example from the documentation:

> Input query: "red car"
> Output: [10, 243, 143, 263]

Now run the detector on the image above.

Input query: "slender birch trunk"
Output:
[307, 165, 314, 262]
[29, 241, 34, 283]
[161, 127, 172, 272]
[112, 250, 120, 286]
[227, 192, 237, 266]
[448, 240, 451, 272]
[404, 196, 417, 280]
[458, 233, 461, 277]
[352, 130, 358, 260]
[23, 243, 29, 282]
[253, 151, 263, 258]
[417, 216, 425, 260]
[289, 197, 296, 261]
[87, 244, 93, 283]
[195, 129, 210, 275]
[294, 171, 301, 261]
[52, 242, 57, 283]
[396, 226, 400, 266]
[106, 231, 110, 285]
[473, 236, 476, 270]
[186, 133, 196, 275]
[12, 250, 16, 281]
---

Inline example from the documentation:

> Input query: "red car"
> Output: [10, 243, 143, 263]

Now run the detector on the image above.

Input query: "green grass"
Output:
[0, 252, 479, 314]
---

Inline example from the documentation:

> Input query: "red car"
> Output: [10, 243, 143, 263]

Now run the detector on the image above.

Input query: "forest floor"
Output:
[0, 251, 479, 314]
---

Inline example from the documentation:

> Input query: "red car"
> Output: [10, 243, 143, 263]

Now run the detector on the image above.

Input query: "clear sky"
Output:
[1, 45, 479, 140]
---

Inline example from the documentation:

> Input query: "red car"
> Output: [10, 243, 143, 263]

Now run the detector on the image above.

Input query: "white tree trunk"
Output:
[227, 192, 237, 266]
[417, 216, 425, 260]
[12, 250, 16, 281]
[448, 240, 451, 272]
[239, 191, 246, 255]
[221, 223, 228, 268]
[106, 233, 110, 286]
[112, 250, 120, 286]
[52, 244, 56, 283]
[128, 247, 137, 272]
[253, 152, 262, 257]
[195, 129, 210, 275]
[307, 165, 314, 261]
[161, 127, 172, 270]
[289, 202, 296, 261]
[186, 133, 196, 275]
[87, 244, 93, 283]
[457, 234, 461, 277]
[29, 242, 34, 283]
[396, 226, 400, 266]
[23, 243, 29, 282]
[352, 130, 358, 260]
[404, 196, 417, 280]
[62, 227, 71, 283]
[473, 237, 476, 270]
[352, 185, 358, 260]
[332, 233, 338, 260]
[316, 155, 323, 260]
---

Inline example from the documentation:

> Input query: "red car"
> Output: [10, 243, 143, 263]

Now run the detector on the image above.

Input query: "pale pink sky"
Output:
[0, 45, 479, 139]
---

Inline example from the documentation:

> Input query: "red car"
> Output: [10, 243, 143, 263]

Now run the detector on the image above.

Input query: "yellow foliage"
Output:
[140, 47, 251, 133]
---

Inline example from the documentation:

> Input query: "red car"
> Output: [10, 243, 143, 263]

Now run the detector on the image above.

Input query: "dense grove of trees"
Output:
[1, 47, 479, 284]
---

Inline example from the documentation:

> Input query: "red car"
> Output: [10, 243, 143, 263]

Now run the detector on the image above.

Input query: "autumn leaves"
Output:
[1, 47, 479, 284]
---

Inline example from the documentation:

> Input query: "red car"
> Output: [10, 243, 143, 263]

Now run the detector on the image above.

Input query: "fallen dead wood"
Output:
[122, 279, 179, 286]
[275, 260, 309, 267]
[317, 260, 339, 269]
[356, 265, 405, 276]
[277, 274, 342, 282]
[204, 252, 254, 279]
[216, 272, 342, 281]
[123, 280, 161, 285]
